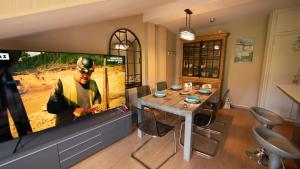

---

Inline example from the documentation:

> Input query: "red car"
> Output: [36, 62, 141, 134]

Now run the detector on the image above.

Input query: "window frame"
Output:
[108, 28, 142, 89]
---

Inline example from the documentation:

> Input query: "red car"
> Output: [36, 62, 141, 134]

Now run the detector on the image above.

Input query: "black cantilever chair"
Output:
[192, 82, 203, 89]
[136, 85, 152, 112]
[179, 99, 222, 158]
[137, 85, 151, 98]
[203, 89, 230, 110]
[156, 81, 170, 120]
[197, 89, 230, 135]
[131, 107, 177, 169]
[156, 81, 167, 91]
[131, 85, 152, 130]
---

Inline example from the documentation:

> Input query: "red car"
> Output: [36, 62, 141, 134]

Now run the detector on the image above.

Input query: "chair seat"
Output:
[179, 122, 219, 158]
[138, 119, 174, 137]
[253, 126, 300, 159]
[132, 107, 177, 169]
[250, 107, 284, 126]
[157, 121, 174, 137]
[202, 102, 216, 110]
[194, 110, 212, 126]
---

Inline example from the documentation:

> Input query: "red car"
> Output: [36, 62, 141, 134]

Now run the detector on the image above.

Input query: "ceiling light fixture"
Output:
[179, 9, 195, 41]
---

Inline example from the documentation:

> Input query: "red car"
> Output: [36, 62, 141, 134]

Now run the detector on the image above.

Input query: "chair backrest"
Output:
[156, 81, 167, 91]
[192, 82, 202, 86]
[133, 107, 159, 137]
[192, 82, 203, 89]
[199, 90, 229, 126]
[137, 85, 151, 98]
[125, 89, 130, 108]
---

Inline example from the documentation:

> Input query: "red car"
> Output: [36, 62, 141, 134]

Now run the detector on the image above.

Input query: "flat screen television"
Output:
[0, 50, 126, 143]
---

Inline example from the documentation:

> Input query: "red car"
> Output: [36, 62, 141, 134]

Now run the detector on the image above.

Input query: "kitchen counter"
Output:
[277, 84, 300, 168]
[277, 84, 300, 104]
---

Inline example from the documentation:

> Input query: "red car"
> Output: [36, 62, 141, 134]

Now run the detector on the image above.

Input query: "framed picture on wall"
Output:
[234, 38, 254, 63]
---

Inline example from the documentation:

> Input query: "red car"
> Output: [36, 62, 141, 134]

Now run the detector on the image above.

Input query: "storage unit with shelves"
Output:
[180, 33, 229, 99]
[0, 108, 131, 169]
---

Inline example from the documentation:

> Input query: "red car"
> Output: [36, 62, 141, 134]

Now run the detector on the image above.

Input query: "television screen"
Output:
[0, 50, 125, 142]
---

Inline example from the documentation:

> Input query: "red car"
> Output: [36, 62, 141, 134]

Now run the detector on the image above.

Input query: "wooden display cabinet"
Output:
[179, 33, 229, 99]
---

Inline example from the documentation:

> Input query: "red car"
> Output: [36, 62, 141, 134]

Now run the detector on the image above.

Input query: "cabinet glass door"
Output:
[182, 40, 222, 78]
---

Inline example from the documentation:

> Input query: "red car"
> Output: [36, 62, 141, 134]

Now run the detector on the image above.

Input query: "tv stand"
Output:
[0, 108, 131, 169]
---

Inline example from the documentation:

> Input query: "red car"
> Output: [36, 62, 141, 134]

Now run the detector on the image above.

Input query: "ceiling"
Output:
[0, 0, 299, 39]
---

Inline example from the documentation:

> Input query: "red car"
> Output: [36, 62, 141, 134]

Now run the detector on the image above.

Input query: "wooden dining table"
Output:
[137, 88, 217, 161]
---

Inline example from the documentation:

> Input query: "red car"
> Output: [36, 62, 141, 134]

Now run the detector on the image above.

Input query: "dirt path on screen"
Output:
[8, 66, 125, 138]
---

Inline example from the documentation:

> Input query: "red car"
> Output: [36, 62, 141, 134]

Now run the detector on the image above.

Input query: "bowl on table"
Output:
[179, 88, 190, 95]
[154, 91, 166, 97]
[185, 95, 200, 104]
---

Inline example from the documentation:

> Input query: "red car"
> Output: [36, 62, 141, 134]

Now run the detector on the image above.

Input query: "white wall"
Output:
[190, 14, 268, 107]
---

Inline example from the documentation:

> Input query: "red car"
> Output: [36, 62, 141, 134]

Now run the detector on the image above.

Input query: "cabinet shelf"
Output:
[180, 32, 229, 100]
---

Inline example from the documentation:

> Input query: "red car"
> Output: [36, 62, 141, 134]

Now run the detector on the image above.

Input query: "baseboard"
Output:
[229, 104, 250, 109]
[283, 117, 300, 124]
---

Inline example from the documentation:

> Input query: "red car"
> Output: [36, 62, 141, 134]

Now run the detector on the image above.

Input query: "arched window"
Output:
[109, 29, 142, 89]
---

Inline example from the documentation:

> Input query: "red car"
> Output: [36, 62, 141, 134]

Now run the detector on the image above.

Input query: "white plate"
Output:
[171, 85, 182, 90]
[179, 91, 190, 95]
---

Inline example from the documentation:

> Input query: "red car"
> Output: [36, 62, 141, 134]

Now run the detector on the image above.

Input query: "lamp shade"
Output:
[179, 9, 195, 41]
[179, 27, 195, 41]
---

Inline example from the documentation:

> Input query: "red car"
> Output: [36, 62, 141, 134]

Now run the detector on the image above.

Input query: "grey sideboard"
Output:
[0, 108, 131, 169]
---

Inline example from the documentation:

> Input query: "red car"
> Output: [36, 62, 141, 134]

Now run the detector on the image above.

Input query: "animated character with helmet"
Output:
[47, 56, 101, 126]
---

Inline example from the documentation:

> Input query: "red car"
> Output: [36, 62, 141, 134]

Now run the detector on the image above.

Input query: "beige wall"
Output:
[156, 25, 167, 83]
[144, 22, 157, 89]
[192, 14, 268, 107]
[166, 31, 177, 87]
[175, 37, 183, 85]
[0, 15, 144, 54]
[145, 24, 177, 90]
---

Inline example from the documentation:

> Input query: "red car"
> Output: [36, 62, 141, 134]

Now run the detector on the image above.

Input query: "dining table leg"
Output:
[184, 113, 193, 161]
[137, 102, 144, 138]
